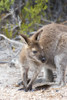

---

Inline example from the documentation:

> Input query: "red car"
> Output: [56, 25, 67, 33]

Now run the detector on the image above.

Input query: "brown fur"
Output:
[32, 23, 67, 86]
[19, 30, 53, 91]
[19, 23, 67, 91]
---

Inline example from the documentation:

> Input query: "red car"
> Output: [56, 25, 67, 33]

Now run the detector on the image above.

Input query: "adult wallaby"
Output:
[31, 23, 67, 87]
[19, 30, 53, 91]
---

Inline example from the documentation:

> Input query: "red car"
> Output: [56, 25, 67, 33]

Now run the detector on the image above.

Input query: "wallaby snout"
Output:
[41, 57, 46, 63]
[39, 56, 46, 63]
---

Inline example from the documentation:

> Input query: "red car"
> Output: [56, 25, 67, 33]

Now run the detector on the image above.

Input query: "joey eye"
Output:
[32, 50, 37, 54]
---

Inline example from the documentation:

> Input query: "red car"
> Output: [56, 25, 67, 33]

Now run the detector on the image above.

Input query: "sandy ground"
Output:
[0, 64, 67, 100]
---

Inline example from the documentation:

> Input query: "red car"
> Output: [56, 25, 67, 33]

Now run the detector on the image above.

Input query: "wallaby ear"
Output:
[31, 29, 43, 41]
[19, 34, 30, 45]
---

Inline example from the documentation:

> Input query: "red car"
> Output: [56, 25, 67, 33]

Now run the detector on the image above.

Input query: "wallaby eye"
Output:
[33, 50, 37, 54]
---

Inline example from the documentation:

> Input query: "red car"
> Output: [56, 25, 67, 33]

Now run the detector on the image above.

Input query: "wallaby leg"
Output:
[23, 72, 27, 89]
[18, 67, 31, 91]
[54, 55, 66, 86]
[27, 68, 41, 91]
[21, 67, 28, 91]
[60, 65, 66, 86]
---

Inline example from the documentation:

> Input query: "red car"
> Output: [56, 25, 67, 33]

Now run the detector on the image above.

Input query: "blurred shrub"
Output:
[0, 0, 14, 12]
[21, 0, 48, 34]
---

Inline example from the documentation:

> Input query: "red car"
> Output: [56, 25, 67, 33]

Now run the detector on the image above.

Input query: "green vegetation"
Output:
[21, 0, 48, 34]
[0, 0, 66, 38]
[0, 0, 14, 12]
[0, 0, 48, 38]
[0, 0, 15, 38]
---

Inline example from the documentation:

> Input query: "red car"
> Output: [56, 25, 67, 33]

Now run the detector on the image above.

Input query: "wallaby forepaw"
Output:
[25, 84, 32, 92]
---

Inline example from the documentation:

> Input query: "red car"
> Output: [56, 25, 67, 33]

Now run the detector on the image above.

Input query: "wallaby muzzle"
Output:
[41, 57, 46, 63]
[39, 56, 46, 63]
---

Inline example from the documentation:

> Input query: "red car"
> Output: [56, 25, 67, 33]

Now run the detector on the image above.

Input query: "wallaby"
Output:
[19, 30, 54, 91]
[19, 23, 67, 91]
[31, 23, 67, 87]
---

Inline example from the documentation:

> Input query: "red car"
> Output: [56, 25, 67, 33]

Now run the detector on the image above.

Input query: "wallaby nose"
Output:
[41, 57, 46, 63]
